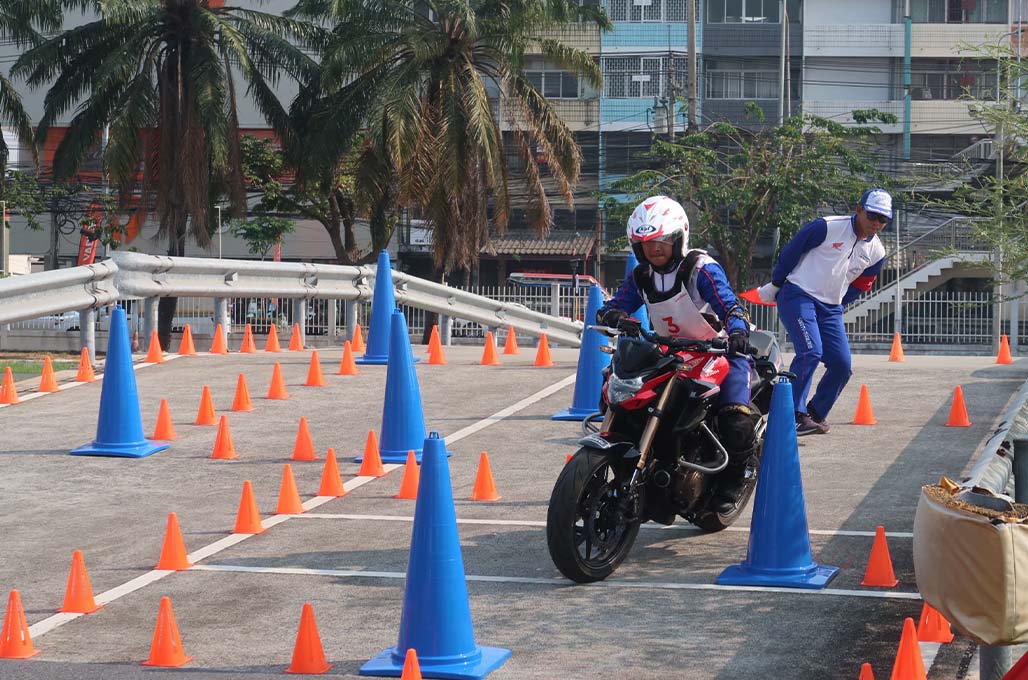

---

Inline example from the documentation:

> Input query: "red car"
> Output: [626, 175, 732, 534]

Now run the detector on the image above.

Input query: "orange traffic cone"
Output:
[178, 324, 196, 356]
[917, 603, 954, 643]
[276, 464, 305, 514]
[38, 356, 59, 393]
[305, 350, 326, 387]
[427, 325, 447, 365]
[265, 324, 283, 352]
[142, 596, 191, 667]
[240, 323, 258, 353]
[946, 386, 971, 427]
[471, 451, 501, 501]
[888, 618, 927, 680]
[0, 590, 40, 659]
[351, 323, 366, 353]
[338, 341, 359, 375]
[318, 448, 347, 497]
[267, 362, 289, 399]
[395, 451, 420, 500]
[860, 526, 898, 587]
[858, 662, 875, 680]
[288, 323, 304, 352]
[195, 385, 217, 425]
[400, 648, 423, 680]
[0, 367, 19, 405]
[292, 416, 317, 462]
[211, 416, 238, 460]
[503, 327, 520, 355]
[153, 399, 177, 440]
[852, 384, 877, 425]
[233, 480, 265, 534]
[997, 334, 1014, 364]
[535, 333, 554, 367]
[231, 373, 253, 412]
[481, 331, 501, 365]
[75, 347, 95, 382]
[358, 430, 386, 477]
[889, 333, 905, 362]
[565, 453, 573, 465]
[285, 603, 331, 674]
[210, 324, 228, 355]
[156, 512, 193, 570]
[58, 550, 101, 614]
[145, 330, 165, 363]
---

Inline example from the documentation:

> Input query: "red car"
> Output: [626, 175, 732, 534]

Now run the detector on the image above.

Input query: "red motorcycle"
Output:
[546, 325, 789, 583]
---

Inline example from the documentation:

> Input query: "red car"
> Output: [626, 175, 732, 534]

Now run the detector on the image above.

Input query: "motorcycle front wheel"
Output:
[546, 447, 641, 583]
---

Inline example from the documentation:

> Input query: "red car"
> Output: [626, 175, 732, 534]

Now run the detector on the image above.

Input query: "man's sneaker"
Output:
[796, 413, 830, 436]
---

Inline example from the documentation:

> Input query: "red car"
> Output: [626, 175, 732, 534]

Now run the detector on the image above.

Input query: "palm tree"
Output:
[13, 0, 320, 346]
[289, 0, 607, 278]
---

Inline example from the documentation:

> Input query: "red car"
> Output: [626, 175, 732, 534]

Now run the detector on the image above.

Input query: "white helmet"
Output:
[627, 195, 689, 265]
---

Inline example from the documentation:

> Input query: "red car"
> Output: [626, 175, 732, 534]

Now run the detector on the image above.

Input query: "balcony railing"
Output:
[804, 23, 1012, 57]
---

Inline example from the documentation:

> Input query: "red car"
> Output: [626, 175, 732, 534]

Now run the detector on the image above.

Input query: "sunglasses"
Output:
[865, 211, 890, 224]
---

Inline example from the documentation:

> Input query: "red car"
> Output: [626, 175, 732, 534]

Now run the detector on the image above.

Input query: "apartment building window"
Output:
[705, 70, 778, 99]
[606, 0, 687, 22]
[525, 71, 581, 98]
[910, 61, 996, 99]
[910, 0, 1006, 23]
[602, 56, 686, 97]
[706, 0, 801, 23]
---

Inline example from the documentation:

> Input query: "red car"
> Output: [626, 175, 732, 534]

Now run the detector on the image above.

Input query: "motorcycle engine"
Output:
[673, 468, 705, 508]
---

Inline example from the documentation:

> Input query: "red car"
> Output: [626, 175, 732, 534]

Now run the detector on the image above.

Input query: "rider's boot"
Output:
[712, 404, 758, 515]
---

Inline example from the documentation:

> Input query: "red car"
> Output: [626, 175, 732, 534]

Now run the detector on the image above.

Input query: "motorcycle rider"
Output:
[597, 196, 756, 514]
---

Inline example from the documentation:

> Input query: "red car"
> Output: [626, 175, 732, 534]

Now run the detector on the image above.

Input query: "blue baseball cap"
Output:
[859, 188, 893, 219]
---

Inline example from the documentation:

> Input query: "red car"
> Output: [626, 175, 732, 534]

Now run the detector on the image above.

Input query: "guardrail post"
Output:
[143, 297, 158, 342]
[550, 283, 561, 318]
[1014, 438, 1028, 504]
[296, 299, 308, 347]
[980, 646, 1014, 680]
[327, 299, 338, 341]
[1010, 297, 1020, 353]
[440, 314, 452, 346]
[214, 297, 229, 343]
[80, 307, 96, 364]
[344, 300, 357, 342]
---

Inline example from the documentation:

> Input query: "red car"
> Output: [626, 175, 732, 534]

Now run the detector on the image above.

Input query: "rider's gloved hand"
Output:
[599, 308, 628, 327]
[728, 330, 750, 356]
[617, 317, 643, 338]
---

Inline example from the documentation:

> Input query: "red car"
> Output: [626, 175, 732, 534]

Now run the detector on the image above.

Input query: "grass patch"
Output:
[1, 360, 78, 379]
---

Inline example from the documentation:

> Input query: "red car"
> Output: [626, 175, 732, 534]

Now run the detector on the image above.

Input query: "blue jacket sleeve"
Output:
[841, 256, 886, 305]
[598, 271, 645, 321]
[772, 218, 828, 287]
[694, 262, 748, 335]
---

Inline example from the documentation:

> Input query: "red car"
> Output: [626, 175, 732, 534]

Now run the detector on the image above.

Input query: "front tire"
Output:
[546, 447, 641, 583]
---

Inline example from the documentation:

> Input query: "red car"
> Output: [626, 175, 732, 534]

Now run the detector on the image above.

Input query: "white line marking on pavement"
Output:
[442, 373, 577, 444]
[189, 563, 924, 600]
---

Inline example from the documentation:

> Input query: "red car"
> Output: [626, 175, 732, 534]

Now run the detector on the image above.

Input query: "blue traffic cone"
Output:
[624, 253, 649, 330]
[553, 285, 608, 421]
[71, 307, 170, 458]
[374, 310, 431, 463]
[716, 379, 838, 589]
[360, 432, 511, 679]
[357, 251, 397, 365]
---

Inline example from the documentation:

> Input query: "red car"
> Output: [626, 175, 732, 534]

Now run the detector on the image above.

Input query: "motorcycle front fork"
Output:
[621, 375, 681, 495]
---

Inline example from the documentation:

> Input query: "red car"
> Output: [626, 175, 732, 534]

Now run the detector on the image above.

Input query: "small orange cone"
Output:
[860, 526, 898, 587]
[565, 453, 573, 465]
[292, 416, 317, 461]
[305, 350, 326, 387]
[153, 399, 177, 440]
[889, 332, 905, 362]
[997, 334, 1014, 364]
[142, 596, 192, 667]
[395, 451, 420, 500]
[503, 327, 520, 355]
[156, 512, 193, 570]
[210, 324, 228, 355]
[400, 648, 424, 680]
[338, 341, 359, 375]
[534, 334, 554, 367]
[852, 384, 877, 425]
[240, 324, 257, 353]
[888, 617, 927, 680]
[267, 362, 290, 399]
[75, 347, 95, 382]
[0, 367, 19, 405]
[358, 430, 386, 477]
[917, 603, 954, 643]
[318, 448, 347, 497]
[471, 451, 501, 501]
[859, 662, 875, 680]
[58, 550, 101, 614]
[0, 590, 40, 659]
[276, 464, 305, 514]
[285, 603, 331, 674]
[233, 480, 265, 534]
[195, 384, 217, 425]
[288, 323, 304, 351]
[211, 415, 239, 460]
[145, 330, 165, 363]
[351, 323, 366, 353]
[231, 373, 253, 412]
[427, 325, 447, 365]
[38, 356, 59, 393]
[481, 332, 501, 365]
[946, 386, 971, 427]
[265, 324, 283, 352]
[178, 324, 196, 356]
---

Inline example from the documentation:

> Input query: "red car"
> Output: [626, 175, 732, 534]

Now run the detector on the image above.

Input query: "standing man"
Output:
[757, 188, 891, 436]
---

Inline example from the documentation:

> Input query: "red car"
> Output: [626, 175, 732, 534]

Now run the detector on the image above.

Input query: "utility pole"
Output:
[903, 0, 912, 160]
[784, 4, 791, 118]
[686, 0, 697, 130]
[0, 201, 8, 277]
[777, 0, 787, 124]
[667, 40, 676, 141]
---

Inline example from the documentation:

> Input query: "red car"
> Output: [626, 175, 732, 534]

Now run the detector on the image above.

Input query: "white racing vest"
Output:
[639, 251, 722, 341]
[785, 216, 887, 305]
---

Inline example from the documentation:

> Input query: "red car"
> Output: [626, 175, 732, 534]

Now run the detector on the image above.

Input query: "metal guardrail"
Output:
[965, 375, 1028, 497]
[0, 260, 119, 325]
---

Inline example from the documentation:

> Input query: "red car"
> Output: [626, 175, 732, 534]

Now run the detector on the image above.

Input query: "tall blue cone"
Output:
[716, 379, 839, 589]
[552, 285, 608, 420]
[357, 250, 397, 365]
[375, 310, 429, 463]
[624, 252, 649, 330]
[361, 432, 511, 680]
[71, 306, 169, 458]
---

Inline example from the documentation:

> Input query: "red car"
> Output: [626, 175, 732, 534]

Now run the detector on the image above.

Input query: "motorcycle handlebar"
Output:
[587, 324, 731, 354]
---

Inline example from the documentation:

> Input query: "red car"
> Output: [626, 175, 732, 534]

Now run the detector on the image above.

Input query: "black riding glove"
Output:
[599, 307, 628, 327]
[728, 330, 750, 356]
[617, 317, 643, 338]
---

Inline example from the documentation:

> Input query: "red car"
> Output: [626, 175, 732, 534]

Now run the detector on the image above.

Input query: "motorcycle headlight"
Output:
[607, 372, 644, 405]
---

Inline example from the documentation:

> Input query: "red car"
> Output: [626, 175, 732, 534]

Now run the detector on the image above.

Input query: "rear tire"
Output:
[692, 437, 763, 533]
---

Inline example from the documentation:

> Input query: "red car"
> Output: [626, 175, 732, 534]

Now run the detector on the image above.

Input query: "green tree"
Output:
[228, 214, 294, 260]
[608, 105, 895, 288]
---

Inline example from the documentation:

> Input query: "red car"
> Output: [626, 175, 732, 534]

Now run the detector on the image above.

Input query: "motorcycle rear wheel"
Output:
[546, 447, 641, 583]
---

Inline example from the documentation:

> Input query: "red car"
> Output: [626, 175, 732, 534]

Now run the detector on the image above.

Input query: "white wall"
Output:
[804, 58, 895, 100]
[804, 0, 893, 24]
